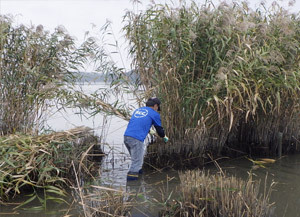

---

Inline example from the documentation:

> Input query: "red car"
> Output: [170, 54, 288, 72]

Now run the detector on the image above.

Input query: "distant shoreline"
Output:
[74, 71, 138, 83]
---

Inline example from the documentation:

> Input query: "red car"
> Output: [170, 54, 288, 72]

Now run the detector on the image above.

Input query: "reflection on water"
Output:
[127, 172, 180, 217]
[2, 82, 300, 216]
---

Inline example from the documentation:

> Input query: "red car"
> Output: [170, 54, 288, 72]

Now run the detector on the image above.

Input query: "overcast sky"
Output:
[1, 0, 299, 70]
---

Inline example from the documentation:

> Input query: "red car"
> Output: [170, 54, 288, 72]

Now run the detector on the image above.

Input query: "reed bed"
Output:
[0, 15, 98, 135]
[0, 11, 131, 215]
[0, 126, 100, 206]
[160, 170, 275, 217]
[123, 0, 300, 165]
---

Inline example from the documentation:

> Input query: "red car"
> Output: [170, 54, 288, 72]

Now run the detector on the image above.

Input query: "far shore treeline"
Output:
[75, 71, 138, 83]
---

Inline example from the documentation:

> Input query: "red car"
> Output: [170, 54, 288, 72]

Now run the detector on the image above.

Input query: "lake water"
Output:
[2, 82, 300, 217]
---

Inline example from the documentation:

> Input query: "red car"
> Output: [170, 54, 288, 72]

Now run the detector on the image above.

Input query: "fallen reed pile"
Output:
[0, 126, 99, 205]
[123, 0, 300, 165]
[160, 170, 275, 217]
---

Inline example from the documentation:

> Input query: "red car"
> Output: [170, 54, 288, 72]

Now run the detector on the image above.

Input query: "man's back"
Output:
[124, 106, 162, 142]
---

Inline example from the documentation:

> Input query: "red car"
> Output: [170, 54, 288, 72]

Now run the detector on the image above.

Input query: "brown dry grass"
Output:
[160, 170, 275, 217]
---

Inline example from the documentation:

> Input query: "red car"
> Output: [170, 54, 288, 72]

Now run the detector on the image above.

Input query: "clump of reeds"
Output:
[0, 15, 99, 135]
[160, 170, 275, 217]
[0, 126, 99, 206]
[123, 0, 300, 164]
[77, 185, 132, 217]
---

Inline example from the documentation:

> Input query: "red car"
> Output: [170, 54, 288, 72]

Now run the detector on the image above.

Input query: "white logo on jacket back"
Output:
[134, 109, 148, 118]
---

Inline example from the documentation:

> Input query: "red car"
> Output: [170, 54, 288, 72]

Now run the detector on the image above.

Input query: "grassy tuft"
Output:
[160, 170, 275, 217]
[79, 186, 132, 217]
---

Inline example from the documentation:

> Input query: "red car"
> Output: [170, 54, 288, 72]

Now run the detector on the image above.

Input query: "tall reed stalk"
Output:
[123, 1, 300, 165]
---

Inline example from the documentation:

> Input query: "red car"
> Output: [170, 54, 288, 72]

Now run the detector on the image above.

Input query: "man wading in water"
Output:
[124, 97, 169, 181]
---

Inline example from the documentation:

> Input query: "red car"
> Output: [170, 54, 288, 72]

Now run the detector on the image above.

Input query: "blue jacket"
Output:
[124, 107, 163, 142]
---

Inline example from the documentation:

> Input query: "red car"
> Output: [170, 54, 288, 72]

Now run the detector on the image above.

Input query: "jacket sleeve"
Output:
[152, 112, 165, 138]
[154, 125, 165, 138]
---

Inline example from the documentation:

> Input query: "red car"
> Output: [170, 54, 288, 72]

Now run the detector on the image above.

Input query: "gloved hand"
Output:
[149, 129, 156, 135]
[163, 136, 169, 143]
